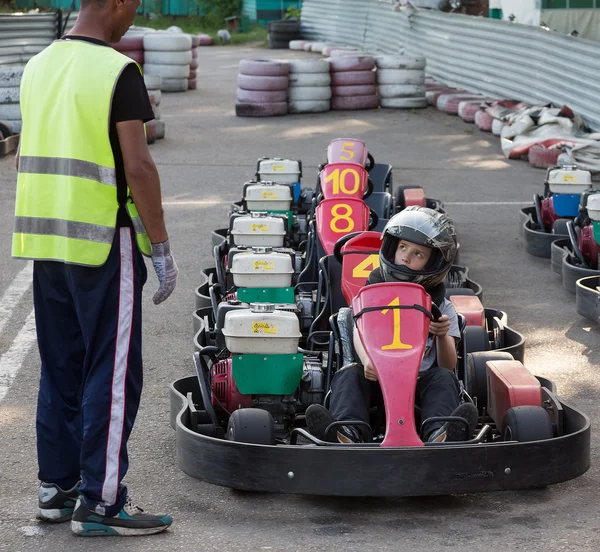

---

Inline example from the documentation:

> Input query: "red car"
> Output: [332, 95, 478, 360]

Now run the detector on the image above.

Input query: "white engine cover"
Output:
[230, 214, 286, 247]
[548, 167, 592, 195]
[587, 193, 600, 222]
[245, 182, 292, 212]
[257, 158, 301, 184]
[230, 251, 294, 288]
[222, 305, 301, 354]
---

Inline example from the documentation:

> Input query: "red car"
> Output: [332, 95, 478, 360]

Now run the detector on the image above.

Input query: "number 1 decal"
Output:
[381, 298, 413, 351]
[340, 141, 355, 161]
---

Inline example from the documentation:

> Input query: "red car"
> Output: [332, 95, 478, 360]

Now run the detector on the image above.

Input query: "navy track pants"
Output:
[34, 227, 147, 517]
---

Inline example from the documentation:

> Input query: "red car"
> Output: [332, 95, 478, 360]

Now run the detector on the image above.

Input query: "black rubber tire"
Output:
[394, 185, 423, 212]
[446, 287, 476, 297]
[466, 351, 514, 410]
[269, 30, 300, 41]
[0, 121, 11, 138]
[268, 20, 301, 33]
[464, 325, 490, 354]
[268, 39, 291, 49]
[227, 409, 276, 445]
[551, 218, 570, 235]
[502, 406, 554, 442]
[562, 254, 600, 295]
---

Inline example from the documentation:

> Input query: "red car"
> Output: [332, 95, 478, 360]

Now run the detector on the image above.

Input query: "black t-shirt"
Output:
[62, 36, 155, 227]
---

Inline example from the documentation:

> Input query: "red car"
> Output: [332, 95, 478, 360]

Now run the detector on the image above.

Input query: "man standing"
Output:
[13, 0, 177, 537]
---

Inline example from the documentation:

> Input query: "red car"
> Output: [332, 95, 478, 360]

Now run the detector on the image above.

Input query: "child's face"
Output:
[394, 240, 431, 271]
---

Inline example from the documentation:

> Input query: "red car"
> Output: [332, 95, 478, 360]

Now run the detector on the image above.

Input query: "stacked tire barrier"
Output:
[329, 55, 378, 111]
[198, 33, 213, 46]
[268, 20, 300, 49]
[376, 55, 427, 109]
[144, 74, 164, 143]
[288, 59, 331, 114]
[189, 35, 199, 90]
[0, 66, 23, 135]
[111, 33, 144, 64]
[236, 60, 289, 118]
[143, 32, 192, 93]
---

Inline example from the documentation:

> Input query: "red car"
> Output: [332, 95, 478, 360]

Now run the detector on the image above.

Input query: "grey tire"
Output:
[375, 55, 426, 70]
[235, 102, 288, 117]
[288, 99, 330, 113]
[376, 69, 425, 85]
[328, 55, 375, 72]
[380, 97, 427, 109]
[239, 59, 290, 76]
[378, 84, 425, 98]
[144, 50, 192, 65]
[288, 86, 331, 101]
[237, 88, 288, 103]
[144, 63, 190, 79]
[143, 74, 162, 90]
[332, 94, 379, 111]
[162, 78, 189, 92]
[0, 87, 20, 104]
[143, 33, 192, 51]
[148, 89, 162, 106]
[237, 74, 289, 91]
[289, 72, 331, 86]
[156, 119, 166, 139]
[288, 59, 330, 74]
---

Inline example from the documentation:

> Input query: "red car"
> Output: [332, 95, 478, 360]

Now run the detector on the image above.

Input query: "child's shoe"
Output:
[427, 402, 479, 443]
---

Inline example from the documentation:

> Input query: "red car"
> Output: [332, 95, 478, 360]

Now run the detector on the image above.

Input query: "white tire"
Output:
[148, 89, 162, 106]
[143, 33, 192, 52]
[288, 99, 330, 114]
[378, 84, 425, 99]
[144, 63, 190, 79]
[144, 50, 192, 65]
[0, 66, 24, 87]
[156, 119, 165, 139]
[166, 26, 184, 33]
[143, 74, 162, 90]
[309, 41, 327, 53]
[303, 42, 314, 51]
[0, 86, 20, 104]
[380, 97, 427, 109]
[288, 72, 331, 86]
[161, 78, 188, 92]
[288, 86, 332, 101]
[0, 103, 20, 120]
[153, 105, 161, 120]
[377, 69, 425, 85]
[328, 48, 358, 57]
[375, 55, 426, 70]
[289, 40, 307, 50]
[288, 59, 330, 74]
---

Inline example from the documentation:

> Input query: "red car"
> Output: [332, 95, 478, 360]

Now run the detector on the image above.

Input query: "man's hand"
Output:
[151, 239, 178, 305]
[429, 314, 450, 337]
[364, 362, 378, 382]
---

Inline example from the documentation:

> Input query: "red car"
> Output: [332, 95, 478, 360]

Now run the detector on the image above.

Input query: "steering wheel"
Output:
[430, 303, 442, 322]
[566, 220, 587, 266]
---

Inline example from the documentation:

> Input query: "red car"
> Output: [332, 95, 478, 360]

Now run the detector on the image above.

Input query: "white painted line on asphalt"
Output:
[0, 309, 37, 402]
[0, 262, 33, 336]
[445, 201, 530, 206]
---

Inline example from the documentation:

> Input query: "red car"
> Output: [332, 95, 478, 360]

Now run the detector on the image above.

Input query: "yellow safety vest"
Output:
[12, 39, 152, 266]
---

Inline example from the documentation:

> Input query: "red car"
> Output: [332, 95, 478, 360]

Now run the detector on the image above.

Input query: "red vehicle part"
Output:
[403, 187, 426, 207]
[320, 163, 370, 200]
[315, 198, 371, 255]
[212, 358, 252, 412]
[352, 282, 432, 448]
[578, 224, 600, 269]
[327, 138, 369, 167]
[540, 196, 559, 231]
[449, 295, 485, 327]
[340, 231, 382, 304]
[486, 360, 542, 430]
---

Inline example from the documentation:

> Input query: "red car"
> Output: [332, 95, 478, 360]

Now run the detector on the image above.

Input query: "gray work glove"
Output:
[151, 239, 179, 305]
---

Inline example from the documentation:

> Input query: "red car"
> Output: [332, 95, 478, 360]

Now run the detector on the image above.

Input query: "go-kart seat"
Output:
[364, 192, 392, 220]
[368, 163, 393, 194]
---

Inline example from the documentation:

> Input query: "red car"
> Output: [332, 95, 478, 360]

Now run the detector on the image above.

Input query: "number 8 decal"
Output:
[330, 204, 355, 233]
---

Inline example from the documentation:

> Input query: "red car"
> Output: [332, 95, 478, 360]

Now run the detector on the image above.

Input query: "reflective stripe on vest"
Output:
[12, 39, 152, 266]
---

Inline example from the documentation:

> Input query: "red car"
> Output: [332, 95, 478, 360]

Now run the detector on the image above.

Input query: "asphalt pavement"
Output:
[0, 44, 598, 552]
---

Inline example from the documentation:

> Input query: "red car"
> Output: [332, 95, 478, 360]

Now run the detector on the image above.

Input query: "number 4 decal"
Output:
[352, 254, 380, 279]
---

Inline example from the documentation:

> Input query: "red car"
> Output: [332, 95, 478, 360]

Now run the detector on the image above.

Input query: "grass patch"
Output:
[133, 15, 268, 45]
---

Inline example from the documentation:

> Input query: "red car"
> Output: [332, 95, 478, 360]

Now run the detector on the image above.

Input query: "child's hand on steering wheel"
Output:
[429, 314, 450, 337]
[364, 362, 378, 382]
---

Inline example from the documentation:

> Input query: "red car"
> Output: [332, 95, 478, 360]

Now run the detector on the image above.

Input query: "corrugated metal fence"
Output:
[301, 0, 600, 130]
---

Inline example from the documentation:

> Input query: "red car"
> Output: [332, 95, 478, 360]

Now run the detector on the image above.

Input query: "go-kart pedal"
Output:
[305, 404, 361, 443]
[426, 402, 479, 443]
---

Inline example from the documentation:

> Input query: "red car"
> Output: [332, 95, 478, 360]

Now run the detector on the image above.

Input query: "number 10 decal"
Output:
[381, 298, 413, 351]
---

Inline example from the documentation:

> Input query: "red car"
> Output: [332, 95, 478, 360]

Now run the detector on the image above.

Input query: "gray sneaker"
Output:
[37, 481, 80, 523]
[71, 497, 173, 537]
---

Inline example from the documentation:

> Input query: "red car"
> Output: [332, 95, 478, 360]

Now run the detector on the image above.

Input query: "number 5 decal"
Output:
[340, 141, 355, 161]
[381, 298, 413, 351]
